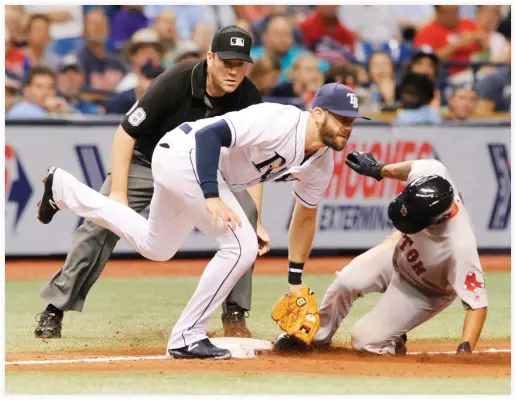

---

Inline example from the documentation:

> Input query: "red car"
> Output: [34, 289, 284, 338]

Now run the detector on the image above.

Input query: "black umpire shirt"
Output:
[121, 60, 263, 162]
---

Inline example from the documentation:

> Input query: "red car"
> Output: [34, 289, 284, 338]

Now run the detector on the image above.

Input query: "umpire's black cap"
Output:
[211, 26, 253, 63]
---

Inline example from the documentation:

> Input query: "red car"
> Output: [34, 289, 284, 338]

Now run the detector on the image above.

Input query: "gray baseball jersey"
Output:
[392, 159, 488, 310]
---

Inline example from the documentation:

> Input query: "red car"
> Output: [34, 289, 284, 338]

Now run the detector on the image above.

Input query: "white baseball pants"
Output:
[314, 237, 455, 355]
[50, 142, 258, 350]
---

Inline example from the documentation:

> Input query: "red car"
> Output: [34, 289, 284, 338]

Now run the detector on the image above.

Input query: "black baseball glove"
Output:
[345, 151, 385, 181]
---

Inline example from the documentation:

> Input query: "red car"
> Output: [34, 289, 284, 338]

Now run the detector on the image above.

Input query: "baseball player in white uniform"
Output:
[306, 152, 489, 355]
[36, 83, 371, 359]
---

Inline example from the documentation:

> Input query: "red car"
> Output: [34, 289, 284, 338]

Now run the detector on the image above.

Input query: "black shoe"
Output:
[273, 333, 313, 353]
[221, 306, 252, 338]
[37, 167, 59, 224]
[395, 333, 408, 355]
[34, 309, 63, 338]
[168, 338, 231, 360]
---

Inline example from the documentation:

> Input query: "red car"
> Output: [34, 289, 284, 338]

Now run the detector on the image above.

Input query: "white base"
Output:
[210, 338, 273, 359]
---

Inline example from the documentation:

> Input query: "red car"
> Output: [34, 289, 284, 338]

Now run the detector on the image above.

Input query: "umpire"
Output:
[34, 26, 268, 339]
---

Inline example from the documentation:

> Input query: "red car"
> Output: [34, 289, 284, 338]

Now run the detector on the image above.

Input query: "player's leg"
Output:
[40, 152, 153, 313]
[44, 167, 193, 262]
[221, 188, 258, 337]
[350, 273, 456, 355]
[312, 237, 398, 346]
[167, 183, 258, 357]
[35, 153, 154, 338]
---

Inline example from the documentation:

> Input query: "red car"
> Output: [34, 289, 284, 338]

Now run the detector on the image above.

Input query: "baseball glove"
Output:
[271, 286, 320, 345]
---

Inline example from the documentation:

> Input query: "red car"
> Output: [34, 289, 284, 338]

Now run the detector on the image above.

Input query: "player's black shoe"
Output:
[222, 304, 252, 338]
[37, 167, 60, 224]
[34, 306, 63, 338]
[168, 338, 231, 360]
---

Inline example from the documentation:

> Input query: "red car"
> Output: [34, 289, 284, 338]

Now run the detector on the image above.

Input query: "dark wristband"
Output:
[456, 342, 472, 354]
[204, 193, 219, 199]
[372, 163, 385, 181]
[288, 261, 305, 285]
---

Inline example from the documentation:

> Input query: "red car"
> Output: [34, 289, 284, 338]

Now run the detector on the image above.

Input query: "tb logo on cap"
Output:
[230, 37, 245, 47]
[347, 93, 359, 109]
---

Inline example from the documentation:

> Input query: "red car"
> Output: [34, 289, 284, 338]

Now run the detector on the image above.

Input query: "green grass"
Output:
[6, 272, 511, 354]
[5, 372, 511, 394]
[5, 272, 511, 394]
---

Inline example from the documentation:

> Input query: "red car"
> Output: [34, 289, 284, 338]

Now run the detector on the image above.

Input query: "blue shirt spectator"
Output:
[78, 9, 127, 91]
[395, 105, 442, 125]
[111, 6, 149, 51]
[251, 14, 328, 83]
[7, 101, 49, 118]
[475, 66, 511, 113]
[104, 89, 136, 114]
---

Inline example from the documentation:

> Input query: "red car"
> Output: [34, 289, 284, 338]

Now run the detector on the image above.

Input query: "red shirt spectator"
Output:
[300, 6, 354, 52]
[415, 5, 485, 76]
[6, 46, 26, 78]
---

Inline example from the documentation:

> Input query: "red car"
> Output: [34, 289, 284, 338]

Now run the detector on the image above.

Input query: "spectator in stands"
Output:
[445, 85, 478, 120]
[401, 49, 441, 109]
[111, 6, 149, 52]
[144, 6, 204, 40]
[270, 53, 323, 107]
[5, 6, 26, 46]
[299, 6, 355, 52]
[5, 76, 21, 114]
[5, 26, 27, 80]
[166, 41, 202, 67]
[323, 63, 358, 87]
[251, 14, 308, 82]
[56, 55, 101, 115]
[337, 6, 400, 45]
[235, 18, 255, 42]
[7, 66, 75, 118]
[233, 5, 273, 24]
[365, 51, 396, 110]
[117, 28, 164, 93]
[153, 9, 179, 61]
[247, 55, 281, 96]
[203, 5, 238, 32]
[415, 5, 487, 80]
[475, 66, 511, 115]
[395, 73, 441, 125]
[105, 59, 165, 114]
[475, 5, 507, 62]
[23, 5, 84, 56]
[191, 22, 215, 58]
[23, 14, 60, 74]
[78, 9, 127, 91]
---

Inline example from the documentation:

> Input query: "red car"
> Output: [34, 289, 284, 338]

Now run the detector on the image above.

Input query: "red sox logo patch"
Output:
[463, 270, 485, 293]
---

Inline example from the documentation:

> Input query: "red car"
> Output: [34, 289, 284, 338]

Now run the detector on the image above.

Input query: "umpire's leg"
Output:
[39, 151, 154, 313]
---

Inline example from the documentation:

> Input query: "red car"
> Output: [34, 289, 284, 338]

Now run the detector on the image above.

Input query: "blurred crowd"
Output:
[5, 5, 511, 124]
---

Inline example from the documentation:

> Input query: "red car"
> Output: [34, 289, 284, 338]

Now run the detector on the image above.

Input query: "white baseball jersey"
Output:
[162, 102, 334, 208]
[392, 160, 488, 310]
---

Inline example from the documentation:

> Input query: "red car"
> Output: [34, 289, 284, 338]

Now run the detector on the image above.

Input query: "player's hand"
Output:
[109, 191, 129, 206]
[289, 284, 306, 294]
[205, 197, 242, 232]
[345, 151, 385, 181]
[257, 220, 271, 256]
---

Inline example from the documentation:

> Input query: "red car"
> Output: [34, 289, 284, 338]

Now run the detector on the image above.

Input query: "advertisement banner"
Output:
[5, 123, 510, 256]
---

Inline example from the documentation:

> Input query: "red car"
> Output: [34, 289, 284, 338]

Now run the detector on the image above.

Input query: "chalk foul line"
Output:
[5, 348, 510, 366]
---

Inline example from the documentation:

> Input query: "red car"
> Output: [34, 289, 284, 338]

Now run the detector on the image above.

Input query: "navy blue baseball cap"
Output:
[312, 83, 371, 120]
